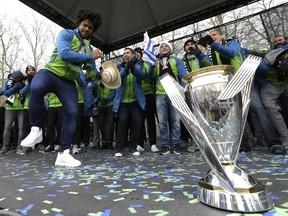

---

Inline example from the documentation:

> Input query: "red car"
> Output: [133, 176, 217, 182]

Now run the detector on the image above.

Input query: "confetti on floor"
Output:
[0, 146, 287, 215]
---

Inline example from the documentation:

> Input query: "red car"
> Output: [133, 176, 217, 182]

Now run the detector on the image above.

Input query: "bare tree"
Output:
[17, 13, 54, 72]
[0, 16, 21, 88]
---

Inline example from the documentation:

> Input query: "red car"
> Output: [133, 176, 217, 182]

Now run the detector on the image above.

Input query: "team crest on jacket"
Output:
[168, 58, 176, 64]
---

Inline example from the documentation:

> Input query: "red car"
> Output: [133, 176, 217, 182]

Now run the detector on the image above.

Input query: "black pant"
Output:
[140, 94, 157, 146]
[115, 101, 144, 152]
[72, 103, 84, 146]
[98, 105, 115, 143]
[47, 106, 63, 146]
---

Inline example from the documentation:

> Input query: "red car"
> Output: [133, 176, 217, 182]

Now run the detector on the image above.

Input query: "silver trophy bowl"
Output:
[160, 56, 274, 212]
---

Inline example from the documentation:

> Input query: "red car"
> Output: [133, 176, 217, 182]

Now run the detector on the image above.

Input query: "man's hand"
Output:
[188, 47, 202, 57]
[125, 60, 135, 72]
[98, 96, 106, 104]
[92, 48, 102, 60]
[13, 82, 23, 91]
[26, 74, 34, 83]
[204, 35, 215, 46]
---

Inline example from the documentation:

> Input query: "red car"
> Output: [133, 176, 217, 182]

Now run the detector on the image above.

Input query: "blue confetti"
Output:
[101, 209, 111, 216]
[129, 204, 143, 208]
[143, 190, 151, 194]
[16, 204, 34, 215]
[106, 184, 121, 188]
[47, 194, 57, 197]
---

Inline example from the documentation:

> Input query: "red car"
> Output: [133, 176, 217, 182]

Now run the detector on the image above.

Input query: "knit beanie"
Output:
[12, 70, 24, 82]
[159, 41, 173, 54]
[183, 39, 196, 51]
[134, 47, 143, 58]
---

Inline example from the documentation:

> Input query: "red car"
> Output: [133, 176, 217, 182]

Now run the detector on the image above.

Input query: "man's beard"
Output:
[275, 41, 288, 48]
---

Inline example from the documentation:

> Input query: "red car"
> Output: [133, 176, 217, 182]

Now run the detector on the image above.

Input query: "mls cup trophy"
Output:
[160, 56, 274, 212]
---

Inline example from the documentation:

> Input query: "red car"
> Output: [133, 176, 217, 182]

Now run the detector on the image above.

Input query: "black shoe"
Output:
[270, 144, 286, 155]
[0, 147, 9, 155]
[107, 142, 113, 150]
[239, 146, 251, 152]
[100, 144, 108, 150]
[90, 143, 100, 150]
[158, 146, 171, 155]
[44, 145, 55, 153]
[38, 144, 46, 153]
[171, 144, 185, 155]
[256, 136, 267, 147]
[9, 146, 16, 150]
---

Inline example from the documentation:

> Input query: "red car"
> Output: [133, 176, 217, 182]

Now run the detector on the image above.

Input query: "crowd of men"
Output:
[0, 8, 287, 167]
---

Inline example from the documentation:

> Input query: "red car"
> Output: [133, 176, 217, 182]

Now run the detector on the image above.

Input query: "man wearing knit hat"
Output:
[0, 70, 25, 155]
[181, 39, 211, 153]
[183, 39, 211, 73]
[150, 41, 187, 155]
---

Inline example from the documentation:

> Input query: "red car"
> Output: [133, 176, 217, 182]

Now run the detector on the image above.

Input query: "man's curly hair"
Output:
[75, 9, 102, 32]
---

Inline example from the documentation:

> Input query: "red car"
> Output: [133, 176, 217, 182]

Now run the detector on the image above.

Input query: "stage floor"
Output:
[0, 146, 287, 216]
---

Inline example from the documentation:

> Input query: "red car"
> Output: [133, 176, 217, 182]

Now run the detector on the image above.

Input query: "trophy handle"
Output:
[218, 55, 262, 101]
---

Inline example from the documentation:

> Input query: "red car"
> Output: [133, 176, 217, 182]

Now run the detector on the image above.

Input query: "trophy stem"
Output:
[177, 109, 235, 193]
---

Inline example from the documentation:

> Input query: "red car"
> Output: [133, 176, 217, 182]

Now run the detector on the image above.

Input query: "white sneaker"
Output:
[151, 144, 159, 152]
[55, 149, 81, 167]
[72, 145, 79, 154]
[115, 152, 123, 157]
[132, 151, 140, 156]
[21, 126, 43, 147]
[55, 145, 60, 151]
[136, 145, 145, 152]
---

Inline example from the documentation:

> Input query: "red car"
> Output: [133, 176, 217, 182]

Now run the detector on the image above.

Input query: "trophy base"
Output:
[198, 166, 274, 212]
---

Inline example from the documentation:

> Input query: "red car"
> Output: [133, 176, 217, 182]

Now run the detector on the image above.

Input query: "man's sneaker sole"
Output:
[115, 152, 123, 157]
[132, 151, 140, 156]
[172, 151, 183, 155]
[0, 150, 9, 155]
[21, 137, 43, 147]
[158, 150, 170, 155]
[55, 161, 81, 167]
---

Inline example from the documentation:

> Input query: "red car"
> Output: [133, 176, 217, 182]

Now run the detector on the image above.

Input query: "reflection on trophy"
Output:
[159, 55, 274, 212]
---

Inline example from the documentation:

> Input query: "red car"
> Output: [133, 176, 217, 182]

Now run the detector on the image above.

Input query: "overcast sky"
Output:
[2, 0, 61, 30]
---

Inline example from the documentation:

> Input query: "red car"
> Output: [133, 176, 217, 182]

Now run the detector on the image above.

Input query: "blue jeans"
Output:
[3, 110, 24, 148]
[250, 83, 282, 147]
[29, 69, 78, 151]
[156, 94, 181, 146]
